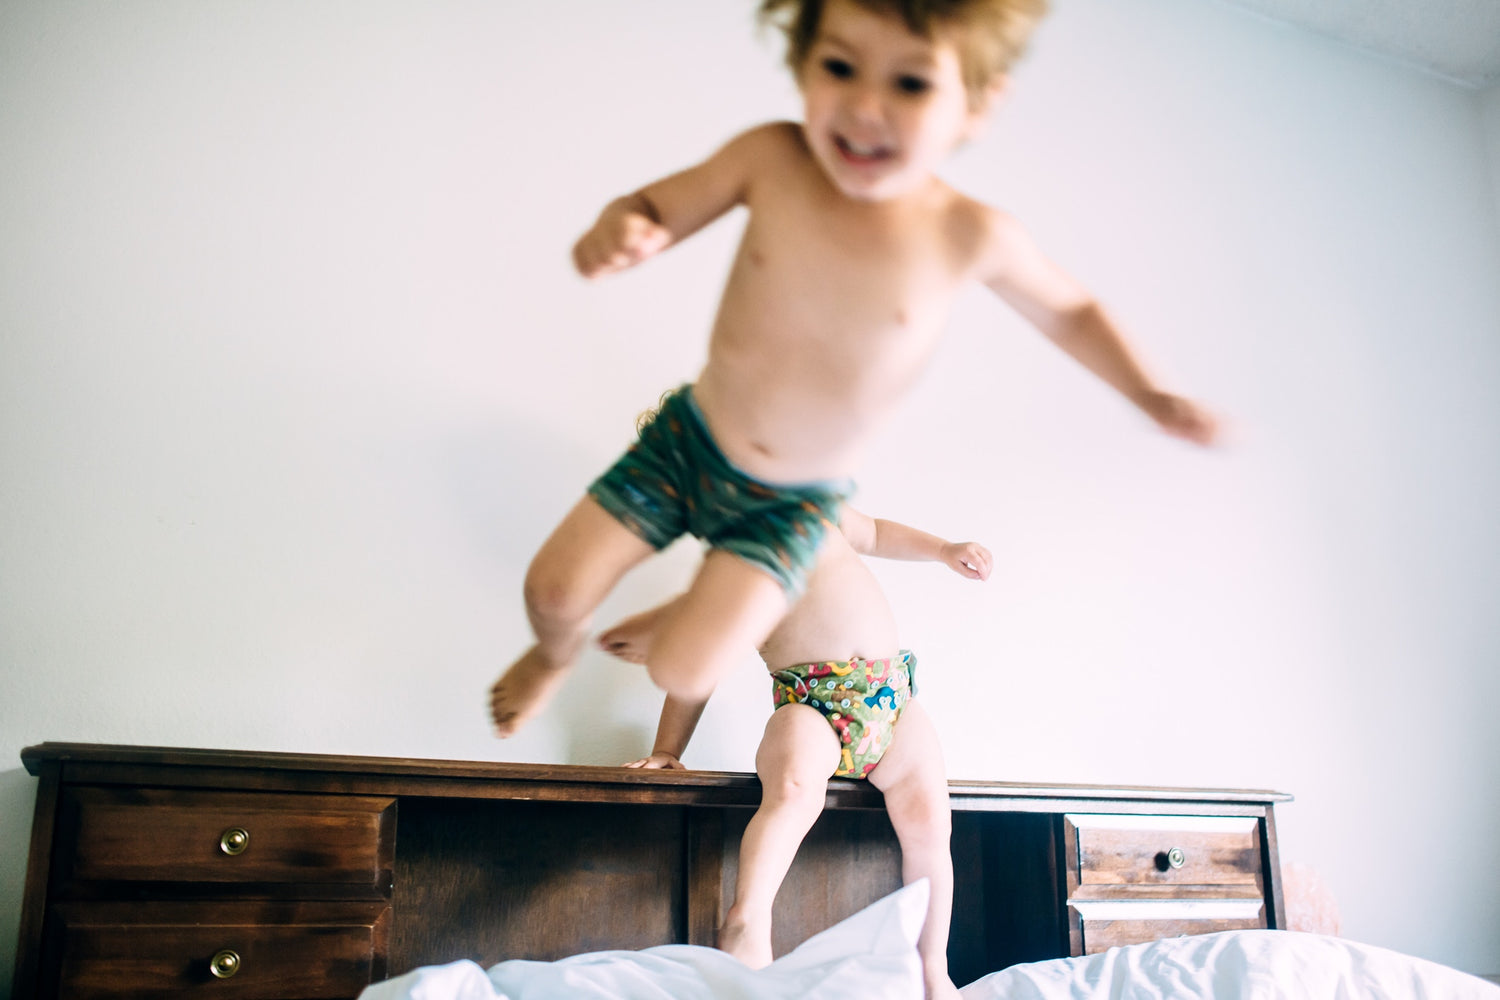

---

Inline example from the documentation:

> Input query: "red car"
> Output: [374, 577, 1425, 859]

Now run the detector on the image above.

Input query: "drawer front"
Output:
[61, 788, 395, 886]
[1067, 814, 1262, 887]
[52, 901, 389, 999]
[1073, 897, 1266, 953]
[1080, 914, 1265, 954]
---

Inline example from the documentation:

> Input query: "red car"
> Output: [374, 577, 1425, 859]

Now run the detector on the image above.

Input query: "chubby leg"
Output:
[867, 700, 960, 1000]
[597, 594, 686, 664]
[643, 549, 788, 702]
[489, 496, 654, 737]
[719, 703, 841, 968]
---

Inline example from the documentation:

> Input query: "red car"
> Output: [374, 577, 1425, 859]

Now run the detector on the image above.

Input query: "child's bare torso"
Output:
[757, 528, 898, 672]
[691, 123, 988, 485]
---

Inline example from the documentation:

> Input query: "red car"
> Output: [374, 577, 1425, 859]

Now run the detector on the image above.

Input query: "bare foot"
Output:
[597, 604, 671, 664]
[717, 915, 773, 970]
[489, 645, 571, 738]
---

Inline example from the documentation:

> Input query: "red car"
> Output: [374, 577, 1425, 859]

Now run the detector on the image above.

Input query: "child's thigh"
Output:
[527, 495, 656, 607]
[654, 550, 790, 663]
[867, 700, 949, 801]
[756, 703, 842, 788]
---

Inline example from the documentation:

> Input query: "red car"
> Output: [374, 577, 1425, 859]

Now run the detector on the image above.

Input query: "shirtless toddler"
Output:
[490, 0, 1217, 736]
[604, 506, 990, 1000]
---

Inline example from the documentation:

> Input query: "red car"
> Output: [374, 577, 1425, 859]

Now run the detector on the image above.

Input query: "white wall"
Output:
[3, 0, 1499, 989]
[1485, 83, 1500, 226]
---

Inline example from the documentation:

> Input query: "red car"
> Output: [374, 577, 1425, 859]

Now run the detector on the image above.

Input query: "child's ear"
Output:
[962, 76, 1009, 142]
[984, 75, 1011, 109]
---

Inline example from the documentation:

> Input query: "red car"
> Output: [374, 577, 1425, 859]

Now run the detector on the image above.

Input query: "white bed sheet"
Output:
[359, 879, 1500, 1000]
[959, 928, 1500, 1000]
[358, 879, 928, 1000]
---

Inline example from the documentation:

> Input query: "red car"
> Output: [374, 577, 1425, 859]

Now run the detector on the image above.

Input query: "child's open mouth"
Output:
[834, 134, 894, 166]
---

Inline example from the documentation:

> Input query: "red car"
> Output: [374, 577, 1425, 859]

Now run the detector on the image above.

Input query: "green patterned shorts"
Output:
[771, 651, 916, 779]
[588, 384, 852, 595]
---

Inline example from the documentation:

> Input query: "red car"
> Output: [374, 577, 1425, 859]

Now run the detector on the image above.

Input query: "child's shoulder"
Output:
[933, 187, 1029, 268]
[718, 120, 809, 163]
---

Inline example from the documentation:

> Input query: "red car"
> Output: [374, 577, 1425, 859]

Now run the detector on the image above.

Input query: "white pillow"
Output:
[959, 929, 1500, 1000]
[359, 879, 928, 1000]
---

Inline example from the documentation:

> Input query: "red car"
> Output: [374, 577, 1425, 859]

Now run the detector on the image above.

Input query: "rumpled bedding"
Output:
[359, 877, 1500, 1000]
[961, 928, 1500, 999]
[358, 879, 928, 1000]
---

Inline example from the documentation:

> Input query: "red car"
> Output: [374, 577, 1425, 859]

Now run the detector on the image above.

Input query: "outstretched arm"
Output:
[839, 507, 992, 581]
[977, 208, 1220, 446]
[573, 124, 784, 279]
[624, 694, 710, 770]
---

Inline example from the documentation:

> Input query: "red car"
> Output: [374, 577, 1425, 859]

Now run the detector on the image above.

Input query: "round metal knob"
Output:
[1166, 846, 1186, 869]
[218, 827, 250, 856]
[209, 949, 241, 979]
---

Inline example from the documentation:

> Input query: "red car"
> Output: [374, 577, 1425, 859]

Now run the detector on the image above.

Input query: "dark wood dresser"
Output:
[12, 743, 1289, 998]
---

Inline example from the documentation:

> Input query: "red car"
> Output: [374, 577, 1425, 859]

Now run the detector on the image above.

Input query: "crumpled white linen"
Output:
[358, 878, 927, 1000]
[959, 928, 1500, 1000]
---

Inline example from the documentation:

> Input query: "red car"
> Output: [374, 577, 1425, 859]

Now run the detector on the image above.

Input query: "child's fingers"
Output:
[574, 221, 670, 278]
[633, 223, 671, 260]
[961, 543, 992, 580]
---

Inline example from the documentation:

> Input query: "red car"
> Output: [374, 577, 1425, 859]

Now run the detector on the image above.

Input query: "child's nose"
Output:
[844, 83, 886, 124]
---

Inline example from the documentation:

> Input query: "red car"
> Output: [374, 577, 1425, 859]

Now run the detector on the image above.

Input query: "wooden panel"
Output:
[389, 797, 687, 972]
[1068, 814, 1261, 888]
[948, 811, 1069, 986]
[685, 807, 727, 947]
[12, 759, 60, 999]
[719, 807, 903, 960]
[50, 900, 389, 999]
[57, 787, 395, 888]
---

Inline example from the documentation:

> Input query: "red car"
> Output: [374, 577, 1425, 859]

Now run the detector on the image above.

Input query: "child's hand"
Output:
[623, 751, 686, 770]
[941, 541, 992, 581]
[573, 200, 671, 279]
[1140, 391, 1222, 447]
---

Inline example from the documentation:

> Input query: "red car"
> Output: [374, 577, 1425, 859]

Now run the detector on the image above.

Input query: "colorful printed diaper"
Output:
[770, 651, 916, 779]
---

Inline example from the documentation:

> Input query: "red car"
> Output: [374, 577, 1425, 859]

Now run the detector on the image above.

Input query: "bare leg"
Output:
[867, 700, 960, 1000]
[489, 497, 654, 737]
[718, 703, 841, 968]
[597, 595, 686, 664]
[644, 549, 788, 702]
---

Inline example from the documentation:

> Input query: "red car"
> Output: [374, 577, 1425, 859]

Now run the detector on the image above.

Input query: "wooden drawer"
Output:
[1074, 907, 1265, 953]
[1064, 813, 1269, 955]
[49, 900, 389, 999]
[1068, 813, 1262, 887]
[58, 788, 395, 888]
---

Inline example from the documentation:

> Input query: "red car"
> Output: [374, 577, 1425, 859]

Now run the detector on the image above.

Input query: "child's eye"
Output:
[895, 75, 931, 95]
[822, 57, 854, 79]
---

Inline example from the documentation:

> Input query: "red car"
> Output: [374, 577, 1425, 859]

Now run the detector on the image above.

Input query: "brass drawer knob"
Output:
[209, 949, 241, 979]
[218, 827, 250, 856]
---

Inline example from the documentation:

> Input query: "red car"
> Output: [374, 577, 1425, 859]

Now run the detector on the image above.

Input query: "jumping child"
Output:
[490, 0, 1216, 736]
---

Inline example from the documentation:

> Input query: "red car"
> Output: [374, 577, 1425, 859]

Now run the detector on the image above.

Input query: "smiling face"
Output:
[797, 0, 991, 201]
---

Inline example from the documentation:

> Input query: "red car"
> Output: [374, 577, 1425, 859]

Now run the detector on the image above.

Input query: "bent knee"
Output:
[887, 789, 952, 844]
[644, 657, 716, 703]
[757, 769, 828, 811]
[522, 564, 594, 627]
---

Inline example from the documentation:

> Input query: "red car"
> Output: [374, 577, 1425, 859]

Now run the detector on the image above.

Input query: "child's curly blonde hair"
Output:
[758, 0, 1049, 107]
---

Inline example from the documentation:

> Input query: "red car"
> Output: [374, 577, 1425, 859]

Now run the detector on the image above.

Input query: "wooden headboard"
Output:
[13, 743, 1289, 997]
